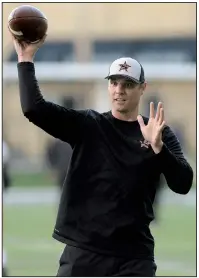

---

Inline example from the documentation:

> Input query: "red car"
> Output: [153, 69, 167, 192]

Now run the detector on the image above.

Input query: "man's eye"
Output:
[111, 81, 117, 86]
[126, 83, 136, 88]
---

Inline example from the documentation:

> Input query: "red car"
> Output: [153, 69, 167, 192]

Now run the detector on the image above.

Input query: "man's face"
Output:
[108, 77, 146, 113]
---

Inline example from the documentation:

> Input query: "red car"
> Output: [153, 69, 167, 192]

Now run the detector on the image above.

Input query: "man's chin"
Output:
[116, 107, 128, 113]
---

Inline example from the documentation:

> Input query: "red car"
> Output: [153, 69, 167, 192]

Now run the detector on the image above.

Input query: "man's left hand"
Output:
[137, 102, 166, 154]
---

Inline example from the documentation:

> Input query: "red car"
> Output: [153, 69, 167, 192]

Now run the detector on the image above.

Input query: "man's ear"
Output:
[141, 82, 147, 90]
[140, 82, 147, 96]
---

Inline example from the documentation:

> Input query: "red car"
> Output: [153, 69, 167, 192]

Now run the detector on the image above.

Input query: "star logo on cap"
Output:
[119, 61, 131, 72]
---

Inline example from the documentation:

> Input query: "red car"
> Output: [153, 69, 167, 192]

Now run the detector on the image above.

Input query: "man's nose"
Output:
[115, 84, 124, 94]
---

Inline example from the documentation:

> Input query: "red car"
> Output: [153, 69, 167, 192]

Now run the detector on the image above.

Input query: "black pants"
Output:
[57, 245, 157, 277]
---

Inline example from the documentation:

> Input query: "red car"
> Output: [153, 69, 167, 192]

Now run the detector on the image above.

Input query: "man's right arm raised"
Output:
[17, 61, 88, 146]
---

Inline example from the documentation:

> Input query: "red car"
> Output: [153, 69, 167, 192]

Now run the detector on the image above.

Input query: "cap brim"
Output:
[105, 74, 141, 83]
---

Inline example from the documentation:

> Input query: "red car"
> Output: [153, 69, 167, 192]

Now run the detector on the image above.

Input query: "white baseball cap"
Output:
[105, 57, 145, 84]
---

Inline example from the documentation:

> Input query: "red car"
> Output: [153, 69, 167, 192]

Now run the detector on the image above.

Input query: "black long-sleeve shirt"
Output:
[17, 62, 193, 259]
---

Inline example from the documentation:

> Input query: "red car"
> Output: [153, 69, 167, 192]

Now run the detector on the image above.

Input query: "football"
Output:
[8, 5, 48, 43]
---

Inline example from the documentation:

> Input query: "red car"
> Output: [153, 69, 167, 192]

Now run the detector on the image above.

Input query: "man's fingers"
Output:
[10, 33, 18, 46]
[155, 102, 163, 122]
[137, 115, 145, 128]
[159, 120, 166, 131]
[150, 102, 155, 118]
[32, 34, 47, 47]
[158, 108, 164, 125]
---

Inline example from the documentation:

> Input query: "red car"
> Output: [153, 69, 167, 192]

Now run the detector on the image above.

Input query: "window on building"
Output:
[92, 38, 196, 63]
[7, 41, 75, 62]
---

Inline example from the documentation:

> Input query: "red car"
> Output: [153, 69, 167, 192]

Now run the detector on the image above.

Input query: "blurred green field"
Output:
[11, 172, 55, 187]
[3, 196, 196, 276]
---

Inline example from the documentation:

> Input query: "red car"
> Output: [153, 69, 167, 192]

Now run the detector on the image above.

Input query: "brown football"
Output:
[8, 5, 48, 43]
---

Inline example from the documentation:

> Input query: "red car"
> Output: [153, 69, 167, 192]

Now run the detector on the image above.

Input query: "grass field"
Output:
[3, 188, 196, 276]
[11, 172, 55, 187]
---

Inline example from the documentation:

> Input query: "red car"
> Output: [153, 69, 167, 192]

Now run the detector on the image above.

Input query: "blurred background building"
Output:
[2, 2, 196, 277]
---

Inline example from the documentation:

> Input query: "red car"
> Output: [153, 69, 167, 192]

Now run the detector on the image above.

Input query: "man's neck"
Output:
[111, 108, 139, 122]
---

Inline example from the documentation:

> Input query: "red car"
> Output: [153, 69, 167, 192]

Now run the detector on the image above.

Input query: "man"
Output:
[12, 36, 193, 277]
